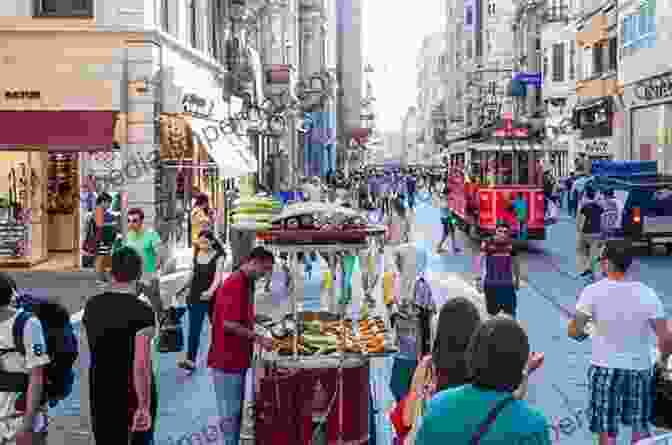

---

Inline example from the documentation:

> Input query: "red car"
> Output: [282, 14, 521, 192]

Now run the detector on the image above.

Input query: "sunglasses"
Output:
[128, 218, 141, 223]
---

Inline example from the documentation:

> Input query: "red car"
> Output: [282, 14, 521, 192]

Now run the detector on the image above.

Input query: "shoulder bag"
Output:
[469, 396, 515, 445]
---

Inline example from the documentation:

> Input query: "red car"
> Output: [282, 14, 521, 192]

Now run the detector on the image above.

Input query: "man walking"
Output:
[83, 247, 156, 445]
[119, 208, 164, 315]
[569, 243, 672, 445]
[577, 188, 603, 278]
[480, 223, 521, 317]
[208, 247, 275, 443]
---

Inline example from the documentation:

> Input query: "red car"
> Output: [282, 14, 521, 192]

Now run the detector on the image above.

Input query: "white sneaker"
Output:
[95, 280, 107, 287]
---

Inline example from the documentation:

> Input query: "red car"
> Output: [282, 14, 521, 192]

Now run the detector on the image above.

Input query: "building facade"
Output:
[619, 0, 670, 173]
[0, 0, 342, 271]
[539, 0, 577, 175]
[336, 0, 365, 174]
[416, 32, 448, 164]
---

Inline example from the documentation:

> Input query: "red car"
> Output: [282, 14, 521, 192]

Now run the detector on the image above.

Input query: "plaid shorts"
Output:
[587, 365, 656, 434]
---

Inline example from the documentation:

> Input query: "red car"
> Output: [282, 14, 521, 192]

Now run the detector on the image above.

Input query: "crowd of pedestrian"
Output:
[2, 165, 672, 445]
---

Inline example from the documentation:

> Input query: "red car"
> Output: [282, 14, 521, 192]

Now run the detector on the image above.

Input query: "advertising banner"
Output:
[464, 0, 477, 32]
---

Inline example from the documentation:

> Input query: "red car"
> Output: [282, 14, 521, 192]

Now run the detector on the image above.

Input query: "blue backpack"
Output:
[0, 298, 77, 407]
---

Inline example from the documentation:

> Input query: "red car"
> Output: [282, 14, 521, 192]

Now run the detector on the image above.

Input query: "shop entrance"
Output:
[0, 151, 80, 270]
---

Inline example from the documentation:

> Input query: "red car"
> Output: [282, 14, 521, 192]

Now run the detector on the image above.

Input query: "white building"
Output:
[540, 3, 579, 173]
[619, 0, 671, 173]
[416, 32, 447, 163]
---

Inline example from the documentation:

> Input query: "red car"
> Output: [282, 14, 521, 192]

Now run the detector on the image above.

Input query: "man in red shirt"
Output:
[208, 246, 275, 442]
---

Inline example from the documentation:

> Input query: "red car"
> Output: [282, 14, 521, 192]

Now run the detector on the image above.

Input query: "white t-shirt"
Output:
[576, 279, 664, 370]
[0, 311, 50, 439]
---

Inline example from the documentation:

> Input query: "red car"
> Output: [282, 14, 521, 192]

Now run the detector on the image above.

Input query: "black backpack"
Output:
[0, 301, 77, 407]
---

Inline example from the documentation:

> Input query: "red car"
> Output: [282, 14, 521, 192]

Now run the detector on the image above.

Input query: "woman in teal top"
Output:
[415, 315, 551, 445]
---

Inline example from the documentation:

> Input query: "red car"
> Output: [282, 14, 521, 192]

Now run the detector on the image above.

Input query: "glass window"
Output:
[552, 43, 565, 82]
[189, 0, 198, 48]
[161, 0, 169, 31]
[35, 0, 93, 16]
[569, 41, 575, 79]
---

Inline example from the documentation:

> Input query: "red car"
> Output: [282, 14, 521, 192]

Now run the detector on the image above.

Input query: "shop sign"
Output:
[634, 74, 672, 101]
[4, 90, 40, 100]
[582, 140, 610, 154]
[182, 93, 215, 117]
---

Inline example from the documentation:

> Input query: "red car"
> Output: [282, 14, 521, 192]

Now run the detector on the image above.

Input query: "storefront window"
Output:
[632, 106, 660, 163]
[0, 151, 50, 264]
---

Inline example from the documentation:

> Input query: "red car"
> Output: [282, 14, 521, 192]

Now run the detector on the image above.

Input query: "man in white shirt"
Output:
[569, 242, 672, 445]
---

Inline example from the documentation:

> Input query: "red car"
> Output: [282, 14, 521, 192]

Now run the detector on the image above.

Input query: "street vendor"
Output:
[207, 247, 275, 443]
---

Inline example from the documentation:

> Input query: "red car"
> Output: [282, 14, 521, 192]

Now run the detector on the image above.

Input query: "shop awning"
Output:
[189, 118, 257, 177]
[0, 111, 117, 151]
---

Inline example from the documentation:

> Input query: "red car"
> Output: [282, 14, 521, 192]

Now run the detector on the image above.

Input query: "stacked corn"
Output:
[230, 195, 282, 231]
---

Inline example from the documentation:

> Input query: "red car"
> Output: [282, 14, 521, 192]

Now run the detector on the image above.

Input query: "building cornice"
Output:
[0, 24, 229, 76]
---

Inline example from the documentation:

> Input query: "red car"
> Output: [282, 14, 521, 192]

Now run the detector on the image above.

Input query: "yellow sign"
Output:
[657, 128, 672, 145]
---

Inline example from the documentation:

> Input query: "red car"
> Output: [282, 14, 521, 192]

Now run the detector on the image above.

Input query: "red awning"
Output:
[0, 111, 116, 151]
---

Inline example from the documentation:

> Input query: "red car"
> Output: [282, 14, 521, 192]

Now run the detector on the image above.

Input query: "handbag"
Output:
[405, 358, 435, 445]
[157, 292, 186, 353]
[653, 361, 672, 429]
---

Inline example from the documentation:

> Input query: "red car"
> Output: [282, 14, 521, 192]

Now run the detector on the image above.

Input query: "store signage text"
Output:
[634, 76, 672, 101]
[583, 140, 610, 153]
[4, 90, 40, 100]
[182, 93, 215, 117]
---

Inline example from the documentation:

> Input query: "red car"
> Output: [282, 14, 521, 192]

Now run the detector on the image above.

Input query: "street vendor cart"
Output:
[251, 203, 393, 445]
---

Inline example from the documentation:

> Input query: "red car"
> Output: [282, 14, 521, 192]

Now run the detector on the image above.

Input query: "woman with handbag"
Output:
[176, 229, 226, 371]
[412, 314, 548, 445]
[390, 297, 482, 444]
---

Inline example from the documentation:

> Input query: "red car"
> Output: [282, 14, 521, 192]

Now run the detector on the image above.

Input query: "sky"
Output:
[362, 0, 444, 133]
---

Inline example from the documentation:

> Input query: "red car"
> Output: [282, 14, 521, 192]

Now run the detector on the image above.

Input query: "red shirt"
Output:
[207, 270, 254, 371]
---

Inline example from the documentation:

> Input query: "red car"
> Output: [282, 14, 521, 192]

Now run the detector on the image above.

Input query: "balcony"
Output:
[575, 78, 619, 98]
[576, 15, 608, 48]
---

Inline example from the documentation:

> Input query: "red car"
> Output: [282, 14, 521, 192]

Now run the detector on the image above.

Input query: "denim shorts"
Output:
[587, 365, 655, 434]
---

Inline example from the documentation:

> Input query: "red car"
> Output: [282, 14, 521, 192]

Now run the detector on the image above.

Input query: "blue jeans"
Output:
[187, 302, 210, 362]
[212, 369, 245, 445]
[517, 220, 528, 240]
